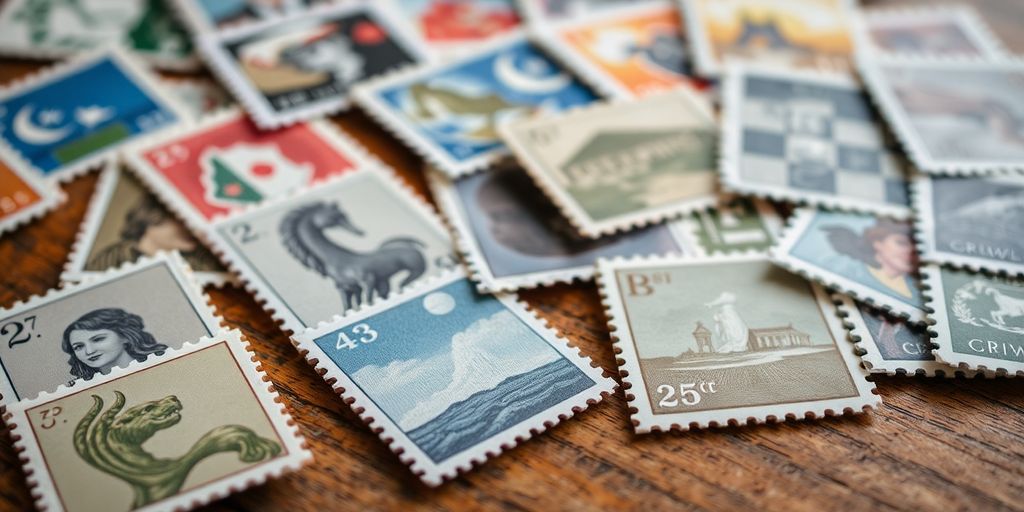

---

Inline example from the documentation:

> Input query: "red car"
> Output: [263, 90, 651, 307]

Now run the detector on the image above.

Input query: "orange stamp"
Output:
[0, 148, 62, 234]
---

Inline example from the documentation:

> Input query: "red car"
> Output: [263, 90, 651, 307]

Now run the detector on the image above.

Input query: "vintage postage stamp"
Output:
[206, 168, 457, 334]
[772, 208, 925, 324]
[858, 56, 1024, 175]
[379, 0, 520, 53]
[292, 269, 613, 485]
[197, 2, 429, 129]
[857, 5, 1006, 59]
[352, 31, 597, 178]
[912, 172, 1024, 276]
[0, 146, 63, 235]
[161, 78, 233, 122]
[63, 166, 229, 287]
[171, 0, 329, 33]
[532, 1, 704, 99]
[517, 0, 635, 22]
[426, 164, 692, 292]
[681, 0, 855, 77]
[676, 196, 783, 256]
[0, 252, 220, 406]
[922, 263, 1024, 376]
[501, 89, 718, 237]
[597, 253, 878, 433]
[125, 109, 372, 230]
[4, 329, 311, 512]
[720, 64, 912, 219]
[0, 46, 187, 182]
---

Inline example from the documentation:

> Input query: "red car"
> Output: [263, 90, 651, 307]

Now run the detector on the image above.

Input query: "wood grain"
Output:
[1, 1, 1023, 510]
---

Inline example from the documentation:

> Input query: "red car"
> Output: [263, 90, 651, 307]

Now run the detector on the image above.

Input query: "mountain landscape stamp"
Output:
[912, 173, 1024, 276]
[292, 270, 613, 485]
[353, 32, 597, 177]
[596, 253, 878, 433]
[501, 89, 718, 238]
[207, 169, 456, 333]
[426, 164, 690, 292]
[0, 47, 187, 182]
[0, 252, 220, 406]
[858, 5, 1007, 58]
[772, 208, 925, 324]
[4, 329, 311, 512]
[720, 65, 912, 219]
[0, 147, 62, 235]
[677, 196, 782, 256]
[922, 263, 1024, 376]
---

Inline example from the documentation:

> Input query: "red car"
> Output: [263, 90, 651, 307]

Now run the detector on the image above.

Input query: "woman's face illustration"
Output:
[872, 233, 914, 275]
[68, 329, 131, 371]
[141, 219, 197, 254]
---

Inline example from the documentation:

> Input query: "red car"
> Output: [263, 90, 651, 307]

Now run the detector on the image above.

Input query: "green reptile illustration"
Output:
[74, 391, 282, 509]
[408, 83, 534, 140]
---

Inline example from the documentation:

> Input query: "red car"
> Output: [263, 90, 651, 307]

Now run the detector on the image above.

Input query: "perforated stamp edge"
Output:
[0, 145, 64, 236]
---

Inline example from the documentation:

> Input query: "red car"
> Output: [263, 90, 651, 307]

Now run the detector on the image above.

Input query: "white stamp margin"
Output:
[673, 197, 784, 257]
[855, 4, 1007, 60]
[0, 145, 64, 235]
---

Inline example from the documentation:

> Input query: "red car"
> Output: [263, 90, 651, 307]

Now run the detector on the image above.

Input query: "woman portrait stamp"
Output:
[4, 329, 311, 512]
[857, 5, 1007, 59]
[292, 269, 613, 486]
[676, 196, 783, 256]
[0, 252, 220, 406]
[501, 89, 718, 238]
[0, 146, 63, 235]
[596, 253, 878, 433]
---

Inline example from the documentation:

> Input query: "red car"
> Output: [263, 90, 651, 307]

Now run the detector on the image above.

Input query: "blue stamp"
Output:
[294, 271, 612, 485]
[0, 48, 183, 180]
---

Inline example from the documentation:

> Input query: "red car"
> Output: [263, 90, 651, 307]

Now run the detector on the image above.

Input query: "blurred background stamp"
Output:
[0, 146, 63, 235]
[857, 4, 1006, 59]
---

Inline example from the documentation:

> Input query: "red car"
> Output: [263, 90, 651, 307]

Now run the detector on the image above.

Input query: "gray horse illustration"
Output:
[279, 202, 427, 310]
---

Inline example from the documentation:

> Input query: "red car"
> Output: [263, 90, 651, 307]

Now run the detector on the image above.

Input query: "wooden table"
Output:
[1, 1, 1022, 510]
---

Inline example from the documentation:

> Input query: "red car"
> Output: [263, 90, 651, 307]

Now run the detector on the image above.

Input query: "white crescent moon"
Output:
[493, 53, 571, 95]
[13, 105, 72, 146]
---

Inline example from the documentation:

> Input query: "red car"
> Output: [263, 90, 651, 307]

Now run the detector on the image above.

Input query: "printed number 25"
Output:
[335, 323, 378, 350]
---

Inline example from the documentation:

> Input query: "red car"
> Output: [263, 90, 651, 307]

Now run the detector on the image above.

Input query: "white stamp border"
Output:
[673, 196, 784, 257]
[4, 328, 312, 512]
[292, 268, 614, 486]
[856, 4, 1008, 60]
[595, 251, 879, 434]
[0, 145, 64, 235]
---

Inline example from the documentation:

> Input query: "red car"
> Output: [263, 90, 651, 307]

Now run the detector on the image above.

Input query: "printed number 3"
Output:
[335, 323, 378, 350]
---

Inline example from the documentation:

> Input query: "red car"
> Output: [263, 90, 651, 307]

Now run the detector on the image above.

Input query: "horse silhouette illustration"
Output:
[279, 201, 427, 310]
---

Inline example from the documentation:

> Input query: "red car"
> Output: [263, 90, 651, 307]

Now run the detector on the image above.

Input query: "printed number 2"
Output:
[232, 223, 258, 244]
[1, 315, 36, 348]
[335, 323, 378, 350]
[656, 383, 701, 407]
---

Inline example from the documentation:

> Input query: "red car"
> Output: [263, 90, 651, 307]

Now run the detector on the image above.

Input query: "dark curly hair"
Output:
[61, 308, 168, 379]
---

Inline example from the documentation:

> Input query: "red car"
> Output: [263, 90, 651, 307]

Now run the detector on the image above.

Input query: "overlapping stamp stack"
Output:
[0, 0, 1020, 509]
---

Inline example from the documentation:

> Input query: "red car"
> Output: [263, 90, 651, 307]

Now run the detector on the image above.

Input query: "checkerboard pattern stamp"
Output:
[676, 196, 783, 256]
[857, 5, 1007, 59]
[0, 146, 62, 235]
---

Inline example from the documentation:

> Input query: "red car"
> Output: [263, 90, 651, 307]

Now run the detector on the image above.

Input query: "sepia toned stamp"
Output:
[676, 195, 783, 256]
[922, 263, 1024, 376]
[63, 166, 229, 287]
[426, 164, 691, 292]
[772, 208, 926, 324]
[292, 269, 613, 486]
[857, 5, 1006, 59]
[5, 329, 311, 512]
[858, 56, 1024, 175]
[0, 146, 63, 235]
[596, 253, 878, 433]
[0, 252, 221, 406]
[171, 0, 329, 33]
[197, 2, 429, 129]
[720, 64, 912, 219]
[912, 172, 1024, 276]
[352, 32, 598, 178]
[206, 168, 457, 334]
[378, 0, 520, 54]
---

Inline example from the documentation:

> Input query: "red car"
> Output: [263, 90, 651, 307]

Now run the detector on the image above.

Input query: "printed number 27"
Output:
[335, 323, 378, 350]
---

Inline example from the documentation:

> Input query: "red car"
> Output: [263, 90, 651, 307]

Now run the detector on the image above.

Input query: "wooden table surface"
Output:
[1, 1, 1023, 510]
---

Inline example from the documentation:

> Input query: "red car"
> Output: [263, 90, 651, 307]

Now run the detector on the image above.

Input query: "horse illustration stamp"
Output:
[501, 89, 718, 238]
[208, 169, 456, 333]
[0, 47, 187, 182]
[4, 329, 311, 512]
[772, 208, 925, 324]
[379, 0, 520, 53]
[427, 164, 689, 292]
[681, 0, 854, 77]
[0, 147, 63, 235]
[198, 3, 428, 129]
[858, 56, 1024, 175]
[353, 32, 597, 177]
[720, 65, 911, 218]
[293, 270, 613, 485]
[677, 196, 783, 256]
[596, 253, 877, 433]
[171, 0, 328, 33]
[0, 252, 220, 406]
[858, 5, 1006, 59]
[922, 263, 1024, 376]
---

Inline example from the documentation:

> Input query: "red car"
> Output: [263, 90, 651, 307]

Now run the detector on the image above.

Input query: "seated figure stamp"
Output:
[0, 146, 63, 235]
[4, 329, 311, 512]
[858, 5, 1006, 59]
[597, 253, 878, 433]
[292, 270, 613, 485]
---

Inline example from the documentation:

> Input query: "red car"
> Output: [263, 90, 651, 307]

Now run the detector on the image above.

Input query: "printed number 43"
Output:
[335, 323, 378, 350]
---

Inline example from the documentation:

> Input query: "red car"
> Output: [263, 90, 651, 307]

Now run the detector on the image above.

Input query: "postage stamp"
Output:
[378, 0, 520, 53]
[857, 56, 1024, 175]
[63, 166, 229, 287]
[681, 0, 855, 77]
[771, 208, 925, 324]
[197, 2, 429, 129]
[352, 31, 598, 178]
[501, 89, 717, 237]
[292, 269, 613, 485]
[596, 253, 878, 433]
[922, 263, 1024, 376]
[426, 164, 691, 292]
[676, 195, 783, 256]
[0, 252, 221, 406]
[124, 109, 372, 230]
[857, 5, 1006, 59]
[161, 78, 233, 122]
[172, 0, 329, 33]
[532, 1, 704, 99]
[720, 64, 912, 219]
[516, 0, 635, 23]
[4, 329, 311, 512]
[0, 146, 63, 235]
[206, 168, 457, 334]
[0, 46, 187, 183]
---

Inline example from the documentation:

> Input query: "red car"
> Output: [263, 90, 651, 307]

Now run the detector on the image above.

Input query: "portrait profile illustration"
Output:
[821, 217, 919, 302]
[62, 308, 169, 380]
